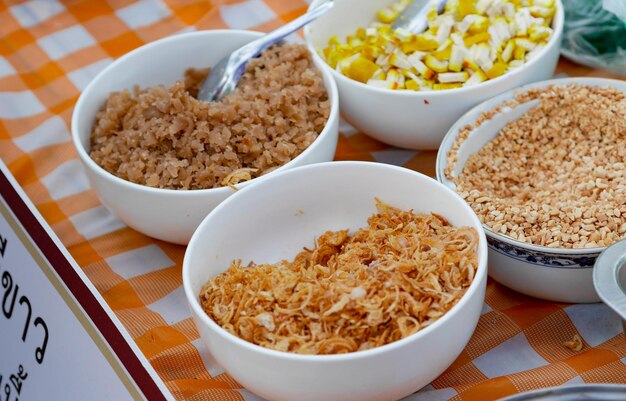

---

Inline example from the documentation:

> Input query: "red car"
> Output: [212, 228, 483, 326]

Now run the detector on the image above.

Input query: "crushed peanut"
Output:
[446, 84, 626, 249]
[199, 200, 479, 354]
[563, 334, 583, 352]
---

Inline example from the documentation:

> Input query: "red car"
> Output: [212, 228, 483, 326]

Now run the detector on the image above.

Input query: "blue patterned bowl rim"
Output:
[434, 77, 626, 261]
[487, 235, 599, 269]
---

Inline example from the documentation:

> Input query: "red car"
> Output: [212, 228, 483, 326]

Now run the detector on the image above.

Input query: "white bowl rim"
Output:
[435, 76, 626, 256]
[70, 29, 340, 197]
[304, 0, 564, 97]
[593, 239, 626, 321]
[183, 160, 488, 362]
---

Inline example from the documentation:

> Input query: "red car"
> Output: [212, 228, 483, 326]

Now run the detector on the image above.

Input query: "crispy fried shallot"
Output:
[199, 200, 479, 354]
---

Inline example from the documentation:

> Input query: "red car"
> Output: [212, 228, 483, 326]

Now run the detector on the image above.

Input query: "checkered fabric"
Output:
[1, 1, 625, 400]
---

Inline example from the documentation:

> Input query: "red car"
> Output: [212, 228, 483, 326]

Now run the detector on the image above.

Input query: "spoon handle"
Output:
[392, 0, 447, 33]
[236, 0, 334, 60]
[197, 0, 334, 102]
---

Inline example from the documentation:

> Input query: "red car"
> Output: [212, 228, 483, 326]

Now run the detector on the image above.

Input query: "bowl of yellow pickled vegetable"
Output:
[304, 0, 564, 149]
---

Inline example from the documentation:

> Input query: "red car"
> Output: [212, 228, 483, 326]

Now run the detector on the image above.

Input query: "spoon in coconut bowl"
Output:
[197, 0, 334, 102]
[392, 0, 448, 33]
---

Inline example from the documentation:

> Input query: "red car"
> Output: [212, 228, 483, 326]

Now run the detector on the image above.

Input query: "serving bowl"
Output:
[437, 77, 626, 304]
[71, 30, 339, 245]
[304, 0, 564, 150]
[183, 161, 488, 401]
[593, 239, 626, 337]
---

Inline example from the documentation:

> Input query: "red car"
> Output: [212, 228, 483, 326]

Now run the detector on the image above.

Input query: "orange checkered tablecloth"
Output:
[1, 1, 625, 400]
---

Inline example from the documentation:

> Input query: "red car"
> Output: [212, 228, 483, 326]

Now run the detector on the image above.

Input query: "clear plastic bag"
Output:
[603, 0, 626, 22]
[562, 0, 626, 76]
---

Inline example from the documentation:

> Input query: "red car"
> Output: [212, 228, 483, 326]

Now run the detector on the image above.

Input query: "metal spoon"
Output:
[392, 0, 448, 33]
[197, 0, 334, 102]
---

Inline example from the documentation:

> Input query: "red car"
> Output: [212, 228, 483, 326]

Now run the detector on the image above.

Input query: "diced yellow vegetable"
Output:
[338, 53, 360, 72]
[367, 79, 395, 89]
[448, 45, 466, 72]
[462, 58, 481, 72]
[346, 57, 380, 83]
[377, 7, 398, 24]
[408, 53, 436, 79]
[515, 38, 536, 51]
[362, 45, 381, 59]
[401, 36, 439, 53]
[450, 32, 465, 46]
[427, 7, 439, 22]
[433, 82, 463, 90]
[432, 46, 452, 61]
[387, 68, 403, 83]
[438, 71, 469, 83]
[530, 6, 554, 18]
[395, 27, 413, 42]
[375, 54, 390, 68]
[328, 35, 340, 46]
[425, 54, 449, 72]
[468, 16, 489, 34]
[422, 69, 436, 80]
[513, 45, 526, 60]
[322, 47, 335, 67]
[390, 51, 412, 70]
[379, 25, 392, 36]
[501, 40, 515, 62]
[437, 38, 453, 52]
[459, 0, 476, 17]
[436, 18, 454, 44]
[373, 70, 386, 80]
[348, 36, 363, 48]
[486, 62, 507, 79]
[529, 26, 551, 41]
[374, 35, 389, 48]
[405, 79, 420, 90]
[464, 70, 487, 86]
[464, 32, 491, 47]
[444, 0, 456, 13]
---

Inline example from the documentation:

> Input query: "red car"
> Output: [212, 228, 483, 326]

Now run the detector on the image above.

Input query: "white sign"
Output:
[0, 162, 172, 401]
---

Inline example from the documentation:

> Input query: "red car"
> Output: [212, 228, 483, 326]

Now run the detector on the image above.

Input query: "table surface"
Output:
[0, 1, 625, 400]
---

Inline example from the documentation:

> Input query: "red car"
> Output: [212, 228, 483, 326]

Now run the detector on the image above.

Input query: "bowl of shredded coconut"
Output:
[183, 161, 488, 401]
[71, 30, 339, 244]
[437, 77, 626, 303]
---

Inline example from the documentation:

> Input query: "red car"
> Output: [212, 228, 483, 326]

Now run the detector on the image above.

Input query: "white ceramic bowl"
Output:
[71, 30, 339, 245]
[593, 239, 626, 336]
[183, 161, 488, 401]
[304, 0, 564, 150]
[437, 77, 626, 303]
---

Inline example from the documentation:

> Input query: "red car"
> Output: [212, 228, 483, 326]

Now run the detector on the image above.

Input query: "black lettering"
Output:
[0, 235, 6, 257]
[34, 317, 48, 364]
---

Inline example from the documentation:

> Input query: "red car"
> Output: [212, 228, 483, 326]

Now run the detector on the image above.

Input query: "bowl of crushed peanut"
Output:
[437, 77, 626, 303]
[183, 161, 488, 401]
[304, 0, 564, 149]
